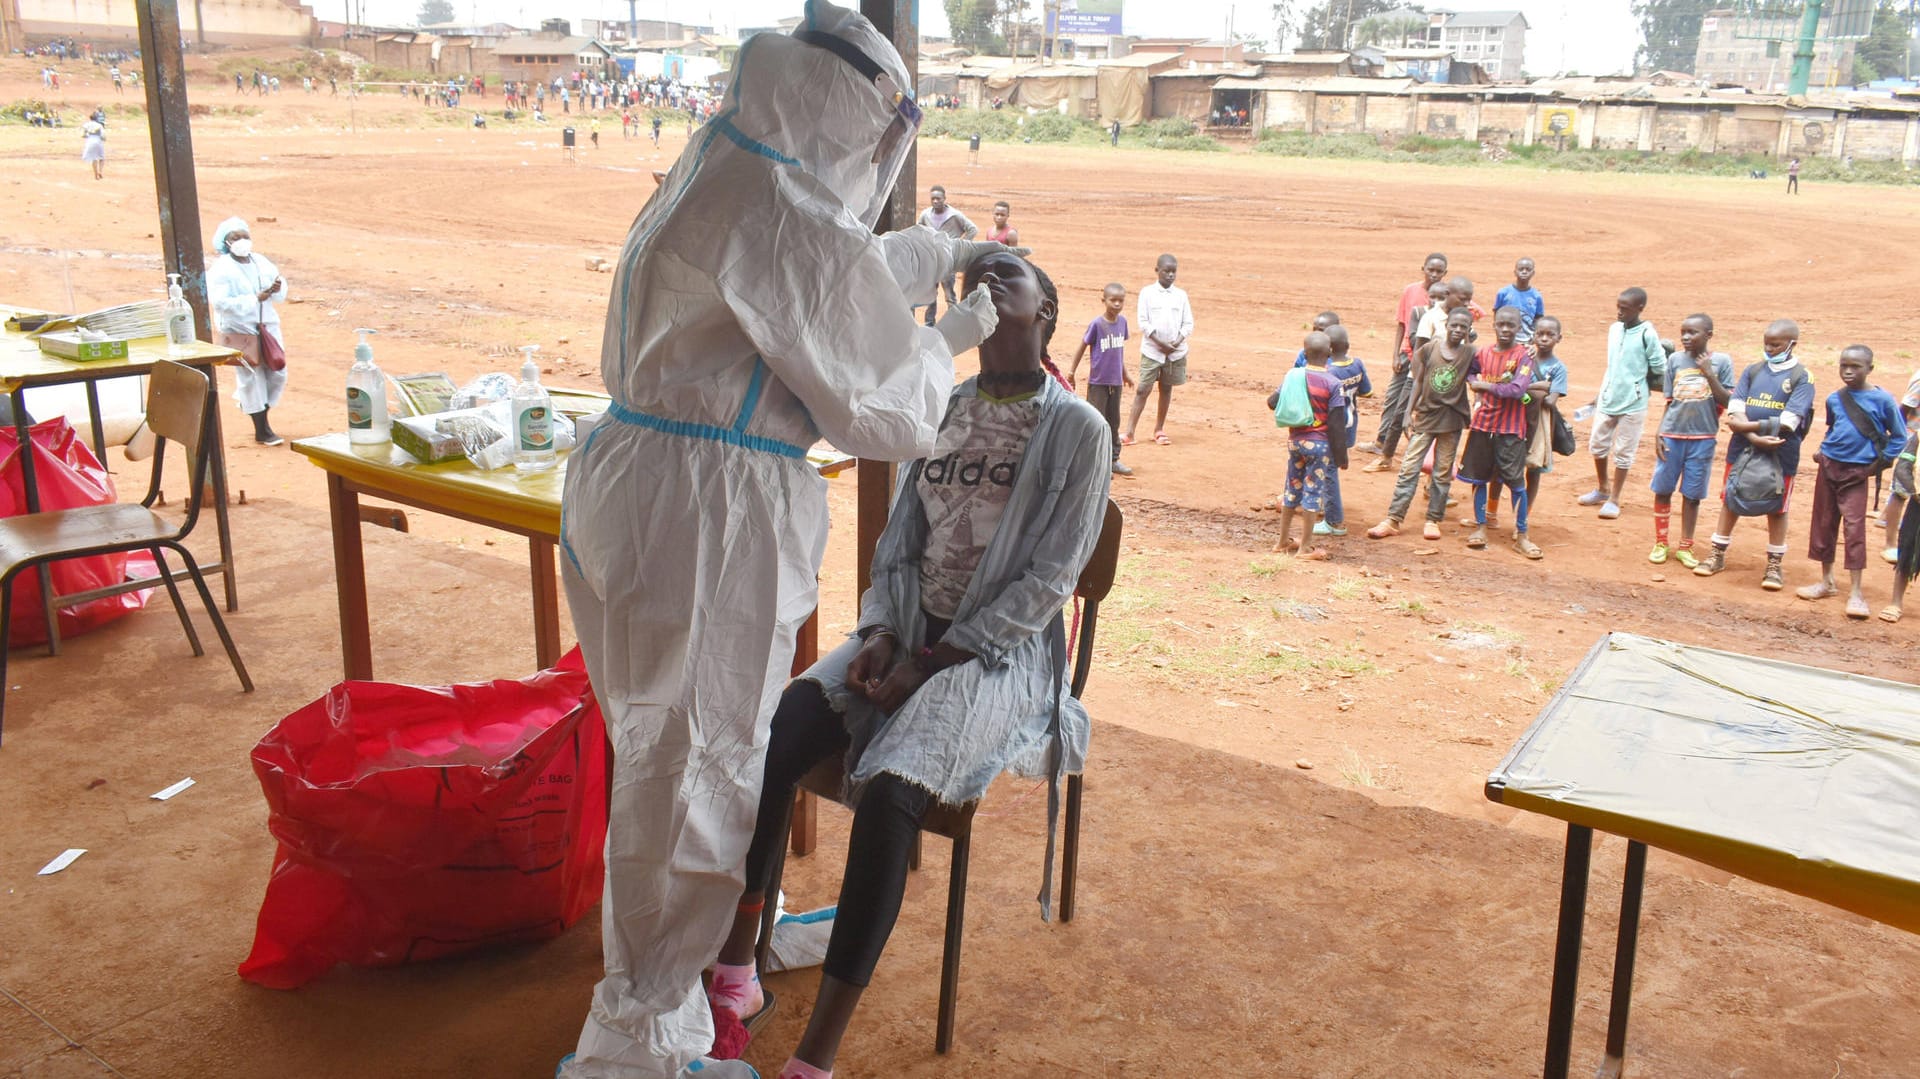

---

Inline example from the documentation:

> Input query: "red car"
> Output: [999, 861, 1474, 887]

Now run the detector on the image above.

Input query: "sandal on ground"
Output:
[1422, 522, 1442, 541]
[1846, 597, 1871, 620]
[1365, 520, 1400, 539]
[1153, 431, 1171, 446]
[1465, 527, 1488, 550]
[1880, 606, 1904, 623]
[1513, 535, 1543, 560]
[738, 989, 777, 1038]
[1119, 434, 1137, 446]
[1886, 547, 1901, 565]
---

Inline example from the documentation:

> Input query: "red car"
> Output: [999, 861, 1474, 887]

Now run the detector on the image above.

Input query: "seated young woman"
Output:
[703, 250, 1113, 1079]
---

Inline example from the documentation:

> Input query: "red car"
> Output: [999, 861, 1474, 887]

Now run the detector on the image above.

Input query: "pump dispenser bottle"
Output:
[346, 328, 391, 444]
[165, 273, 195, 354]
[511, 344, 556, 472]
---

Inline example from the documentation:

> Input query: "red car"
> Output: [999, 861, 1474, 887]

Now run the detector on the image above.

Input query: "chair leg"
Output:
[1061, 774, 1084, 923]
[167, 543, 252, 693]
[935, 828, 970, 1055]
[149, 547, 204, 657]
[0, 575, 12, 745]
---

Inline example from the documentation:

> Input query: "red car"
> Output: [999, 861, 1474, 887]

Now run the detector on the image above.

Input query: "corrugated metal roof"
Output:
[1214, 76, 1417, 94]
[1440, 10, 1527, 29]
[496, 34, 608, 56]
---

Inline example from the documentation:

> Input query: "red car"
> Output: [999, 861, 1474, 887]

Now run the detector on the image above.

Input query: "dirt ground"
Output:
[2, 54, 1919, 1078]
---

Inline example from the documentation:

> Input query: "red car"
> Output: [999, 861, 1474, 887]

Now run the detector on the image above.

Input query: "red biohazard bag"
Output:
[0, 417, 154, 647]
[239, 647, 608, 989]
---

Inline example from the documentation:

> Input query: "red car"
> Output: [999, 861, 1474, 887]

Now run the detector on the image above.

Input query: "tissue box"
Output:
[38, 332, 130, 361]
[392, 407, 505, 464]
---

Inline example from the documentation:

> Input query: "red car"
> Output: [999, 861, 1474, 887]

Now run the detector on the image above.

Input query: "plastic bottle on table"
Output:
[165, 272, 195, 354]
[511, 344, 556, 473]
[346, 328, 391, 444]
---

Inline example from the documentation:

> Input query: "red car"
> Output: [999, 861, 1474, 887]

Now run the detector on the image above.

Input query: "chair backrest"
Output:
[147, 360, 209, 463]
[1075, 499, 1123, 602]
[143, 361, 212, 526]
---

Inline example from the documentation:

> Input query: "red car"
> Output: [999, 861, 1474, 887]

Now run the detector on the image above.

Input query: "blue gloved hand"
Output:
[935, 282, 1000, 355]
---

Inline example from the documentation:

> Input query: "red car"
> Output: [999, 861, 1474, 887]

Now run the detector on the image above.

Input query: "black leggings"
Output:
[743, 678, 931, 989]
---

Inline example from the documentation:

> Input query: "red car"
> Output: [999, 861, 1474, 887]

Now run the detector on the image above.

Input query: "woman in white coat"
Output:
[555, 3, 1015, 1077]
[206, 216, 289, 445]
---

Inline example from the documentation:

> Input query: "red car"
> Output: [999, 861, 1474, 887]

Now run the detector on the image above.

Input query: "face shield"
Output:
[794, 29, 922, 228]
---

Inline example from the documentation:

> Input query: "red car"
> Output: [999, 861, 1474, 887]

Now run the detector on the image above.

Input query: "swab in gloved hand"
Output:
[943, 239, 1032, 279]
[934, 282, 1000, 355]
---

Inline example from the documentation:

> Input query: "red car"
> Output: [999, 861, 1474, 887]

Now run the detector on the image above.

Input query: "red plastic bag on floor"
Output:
[239, 647, 608, 989]
[0, 417, 154, 647]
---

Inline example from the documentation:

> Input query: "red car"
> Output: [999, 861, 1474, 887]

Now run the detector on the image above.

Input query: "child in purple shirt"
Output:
[1068, 283, 1135, 476]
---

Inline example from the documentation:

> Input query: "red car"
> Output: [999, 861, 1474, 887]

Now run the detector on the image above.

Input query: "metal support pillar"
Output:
[137, 2, 211, 341]
[855, 0, 918, 597]
[1789, 0, 1826, 96]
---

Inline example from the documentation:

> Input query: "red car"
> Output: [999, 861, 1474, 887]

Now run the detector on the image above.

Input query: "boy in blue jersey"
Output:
[1314, 324, 1371, 537]
[1494, 257, 1546, 344]
[1695, 319, 1817, 590]
[1649, 314, 1735, 569]
[1796, 345, 1908, 619]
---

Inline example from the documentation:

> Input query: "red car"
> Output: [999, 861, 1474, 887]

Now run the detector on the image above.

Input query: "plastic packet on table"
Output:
[451, 372, 519, 410]
[392, 402, 574, 469]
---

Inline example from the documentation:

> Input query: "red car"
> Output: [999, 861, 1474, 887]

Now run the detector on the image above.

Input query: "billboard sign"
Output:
[1047, 0, 1122, 36]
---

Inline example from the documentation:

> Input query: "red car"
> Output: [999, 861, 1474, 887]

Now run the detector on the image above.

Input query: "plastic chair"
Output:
[757, 498, 1124, 1053]
[0, 361, 252, 742]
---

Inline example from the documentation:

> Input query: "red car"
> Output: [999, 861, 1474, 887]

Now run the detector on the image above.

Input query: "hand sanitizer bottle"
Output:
[346, 328, 391, 445]
[165, 273, 195, 354]
[511, 344, 556, 472]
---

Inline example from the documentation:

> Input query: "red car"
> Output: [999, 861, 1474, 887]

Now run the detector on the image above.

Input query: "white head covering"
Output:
[724, 0, 918, 227]
[212, 216, 248, 255]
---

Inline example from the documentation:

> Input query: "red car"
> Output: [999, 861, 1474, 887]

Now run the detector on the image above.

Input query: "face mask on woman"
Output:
[228, 238, 253, 258]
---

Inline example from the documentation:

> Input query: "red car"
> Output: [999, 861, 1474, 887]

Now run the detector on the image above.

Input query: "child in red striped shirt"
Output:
[1456, 308, 1543, 559]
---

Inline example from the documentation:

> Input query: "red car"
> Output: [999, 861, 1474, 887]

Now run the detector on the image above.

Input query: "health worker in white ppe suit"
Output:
[557, 4, 1020, 1077]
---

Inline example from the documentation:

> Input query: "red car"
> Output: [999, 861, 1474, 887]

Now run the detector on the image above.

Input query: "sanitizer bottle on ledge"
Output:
[165, 273, 195, 355]
[346, 328, 390, 445]
[511, 344, 556, 473]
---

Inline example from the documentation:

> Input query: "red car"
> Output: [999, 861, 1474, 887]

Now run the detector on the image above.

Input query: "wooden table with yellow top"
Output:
[1, 306, 243, 649]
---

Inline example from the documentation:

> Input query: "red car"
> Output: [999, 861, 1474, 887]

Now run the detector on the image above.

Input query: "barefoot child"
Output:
[1271, 331, 1350, 559]
[1367, 307, 1475, 542]
[1796, 345, 1908, 619]
[1696, 319, 1816, 590]
[1649, 314, 1734, 569]
[1067, 283, 1135, 476]
[1455, 308, 1542, 558]
[1124, 253, 1193, 447]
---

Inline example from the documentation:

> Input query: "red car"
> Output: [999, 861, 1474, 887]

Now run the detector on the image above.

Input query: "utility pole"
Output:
[1788, 0, 1825, 95]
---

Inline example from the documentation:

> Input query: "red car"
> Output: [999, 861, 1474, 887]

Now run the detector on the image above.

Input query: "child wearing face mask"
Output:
[1694, 319, 1816, 590]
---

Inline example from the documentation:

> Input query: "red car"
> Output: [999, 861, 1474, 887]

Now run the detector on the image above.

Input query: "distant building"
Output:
[1692, 9, 1859, 91]
[1428, 10, 1527, 82]
[494, 23, 614, 80]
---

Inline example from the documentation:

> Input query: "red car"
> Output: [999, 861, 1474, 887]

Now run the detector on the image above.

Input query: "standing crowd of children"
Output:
[1254, 250, 1915, 622]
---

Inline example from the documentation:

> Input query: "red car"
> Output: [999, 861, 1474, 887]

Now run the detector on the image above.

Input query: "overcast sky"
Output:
[359, 1, 1642, 75]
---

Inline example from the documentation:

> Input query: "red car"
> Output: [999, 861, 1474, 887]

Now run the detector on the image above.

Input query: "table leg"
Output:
[326, 473, 373, 680]
[788, 608, 820, 857]
[84, 381, 107, 469]
[530, 536, 561, 670]
[1597, 840, 1648, 1079]
[1545, 823, 1593, 1079]
[204, 367, 238, 611]
[12, 387, 59, 653]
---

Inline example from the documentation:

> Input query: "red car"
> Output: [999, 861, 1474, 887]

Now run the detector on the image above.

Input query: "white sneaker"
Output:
[1598, 501, 1621, 520]
[1576, 489, 1607, 506]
